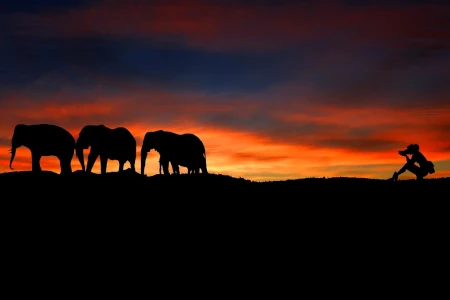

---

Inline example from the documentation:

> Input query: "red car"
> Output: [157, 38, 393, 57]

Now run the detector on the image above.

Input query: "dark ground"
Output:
[1, 169, 449, 196]
[1, 169, 448, 210]
[1, 170, 447, 286]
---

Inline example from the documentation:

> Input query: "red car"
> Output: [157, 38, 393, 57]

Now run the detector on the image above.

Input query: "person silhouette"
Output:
[390, 144, 435, 181]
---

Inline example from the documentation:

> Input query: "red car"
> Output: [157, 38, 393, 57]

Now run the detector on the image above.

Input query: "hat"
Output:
[407, 144, 419, 151]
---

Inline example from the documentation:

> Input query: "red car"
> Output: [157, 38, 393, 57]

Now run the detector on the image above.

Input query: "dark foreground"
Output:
[1, 169, 448, 206]
[1, 170, 447, 279]
[1, 169, 449, 191]
[1, 169, 449, 198]
[2, 169, 447, 237]
[2, 169, 448, 229]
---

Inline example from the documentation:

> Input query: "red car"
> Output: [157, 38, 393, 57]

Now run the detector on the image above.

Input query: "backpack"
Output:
[427, 161, 435, 174]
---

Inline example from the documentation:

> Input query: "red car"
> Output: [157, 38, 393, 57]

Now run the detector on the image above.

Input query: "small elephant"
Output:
[159, 155, 181, 174]
[160, 156, 199, 175]
[9, 124, 75, 174]
[140, 130, 207, 176]
[75, 125, 136, 174]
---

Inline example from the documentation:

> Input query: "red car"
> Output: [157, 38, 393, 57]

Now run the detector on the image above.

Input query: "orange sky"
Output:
[1, 0, 449, 181]
[1, 88, 449, 181]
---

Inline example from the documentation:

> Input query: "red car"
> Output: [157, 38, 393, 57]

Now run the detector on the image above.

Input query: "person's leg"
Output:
[392, 163, 421, 180]
[417, 168, 429, 180]
[391, 155, 416, 180]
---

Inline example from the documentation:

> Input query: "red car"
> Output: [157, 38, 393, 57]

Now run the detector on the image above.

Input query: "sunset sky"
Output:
[1, 0, 449, 181]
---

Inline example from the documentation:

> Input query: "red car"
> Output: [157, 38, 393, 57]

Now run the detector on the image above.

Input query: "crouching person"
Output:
[390, 144, 435, 181]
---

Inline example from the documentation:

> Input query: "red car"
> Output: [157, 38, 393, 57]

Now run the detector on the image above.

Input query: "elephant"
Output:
[9, 124, 75, 174]
[75, 125, 136, 174]
[159, 155, 181, 174]
[159, 155, 197, 175]
[140, 130, 207, 176]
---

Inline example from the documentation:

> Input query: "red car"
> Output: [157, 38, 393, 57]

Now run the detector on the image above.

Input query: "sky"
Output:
[0, 0, 449, 181]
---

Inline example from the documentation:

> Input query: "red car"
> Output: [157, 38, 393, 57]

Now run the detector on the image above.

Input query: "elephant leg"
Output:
[118, 160, 125, 172]
[171, 162, 180, 174]
[31, 152, 42, 172]
[100, 155, 108, 175]
[86, 151, 99, 173]
[163, 161, 170, 175]
[129, 159, 135, 172]
[200, 157, 208, 174]
[60, 157, 72, 175]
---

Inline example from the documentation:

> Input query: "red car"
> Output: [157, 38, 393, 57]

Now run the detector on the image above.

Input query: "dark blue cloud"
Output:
[1, 30, 448, 109]
[0, 0, 448, 110]
[0, 35, 126, 100]
[0, 0, 94, 14]
[117, 40, 302, 95]
[0, 33, 303, 101]
[339, 0, 450, 5]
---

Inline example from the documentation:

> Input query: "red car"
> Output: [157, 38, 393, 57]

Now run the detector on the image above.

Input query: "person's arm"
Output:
[411, 153, 424, 166]
[405, 155, 414, 164]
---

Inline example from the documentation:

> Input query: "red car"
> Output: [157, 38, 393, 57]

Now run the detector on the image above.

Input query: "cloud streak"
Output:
[0, 87, 449, 180]
[5, 0, 449, 52]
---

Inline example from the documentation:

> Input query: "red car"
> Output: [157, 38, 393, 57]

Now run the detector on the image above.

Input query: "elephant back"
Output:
[170, 133, 205, 167]
[111, 127, 136, 145]
[103, 127, 137, 158]
[31, 124, 75, 148]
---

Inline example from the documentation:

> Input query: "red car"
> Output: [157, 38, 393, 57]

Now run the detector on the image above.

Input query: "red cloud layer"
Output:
[0, 89, 449, 180]
[12, 0, 450, 52]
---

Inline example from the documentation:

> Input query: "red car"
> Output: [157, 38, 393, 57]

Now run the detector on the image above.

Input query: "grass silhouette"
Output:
[1, 170, 448, 199]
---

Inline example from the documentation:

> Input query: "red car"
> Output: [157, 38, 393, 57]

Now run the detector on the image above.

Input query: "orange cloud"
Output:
[0, 87, 449, 180]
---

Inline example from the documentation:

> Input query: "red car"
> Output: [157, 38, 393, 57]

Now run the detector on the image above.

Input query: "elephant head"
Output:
[140, 130, 164, 175]
[9, 124, 29, 170]
[75, 125, 107, 171]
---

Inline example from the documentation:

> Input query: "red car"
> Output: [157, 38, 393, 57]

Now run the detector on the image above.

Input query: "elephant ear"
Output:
[153, 131, 165, 150]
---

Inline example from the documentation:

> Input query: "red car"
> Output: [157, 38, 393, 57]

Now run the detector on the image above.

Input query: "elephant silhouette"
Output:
[75, 125, 136, 174]
[159, 155, 196, 175]
[159, 155, 179, 174]
[140, 130, 207, 176]
[161, 159, 198, 174]
[9, 124, 75, 174]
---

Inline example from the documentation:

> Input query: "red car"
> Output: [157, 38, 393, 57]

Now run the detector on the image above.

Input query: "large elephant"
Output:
[140, 130, 207, 176]
[75, 125, 136, 174]
[9, 124, 75, 174]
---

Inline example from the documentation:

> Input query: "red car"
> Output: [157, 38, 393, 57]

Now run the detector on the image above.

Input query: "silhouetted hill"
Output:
[1, 170, 449, 197]
[1, 169, 448, 266]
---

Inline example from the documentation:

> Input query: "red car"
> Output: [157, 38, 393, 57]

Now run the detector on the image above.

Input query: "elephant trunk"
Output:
[140, 151, 148, 175]
[76, 146, 85, 172]
[9, 147, 16, 170]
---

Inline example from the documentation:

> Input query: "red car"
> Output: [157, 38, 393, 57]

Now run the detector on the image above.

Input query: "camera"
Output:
[398, 150, 407, 156]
